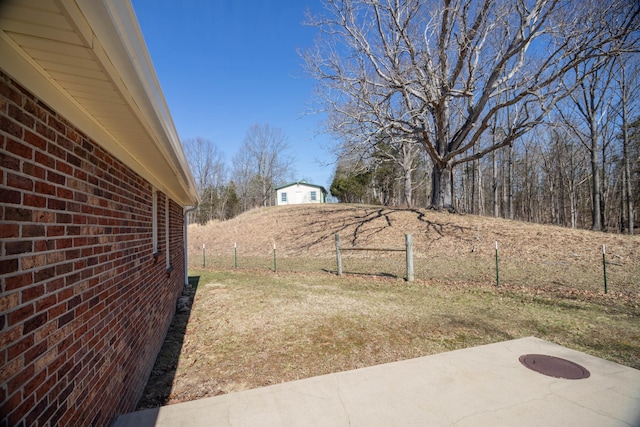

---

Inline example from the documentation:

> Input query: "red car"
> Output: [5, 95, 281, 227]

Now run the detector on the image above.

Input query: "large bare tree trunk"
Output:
[431, 164, 455, 212]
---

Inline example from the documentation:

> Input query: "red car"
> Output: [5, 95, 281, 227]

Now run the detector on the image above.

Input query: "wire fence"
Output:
[189, 238, 638, 296]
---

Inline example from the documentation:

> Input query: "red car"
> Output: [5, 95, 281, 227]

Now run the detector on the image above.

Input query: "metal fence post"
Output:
[495, 241, 499, 287]
[602, 244, 608, 294]
[335, 234, 342, 276]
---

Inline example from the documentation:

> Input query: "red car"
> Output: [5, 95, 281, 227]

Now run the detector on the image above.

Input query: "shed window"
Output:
[310, 191, 317, 201]
[281, 192, 287, 202]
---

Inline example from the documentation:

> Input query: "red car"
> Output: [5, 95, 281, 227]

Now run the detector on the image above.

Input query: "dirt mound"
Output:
[188, 204, 639, 264]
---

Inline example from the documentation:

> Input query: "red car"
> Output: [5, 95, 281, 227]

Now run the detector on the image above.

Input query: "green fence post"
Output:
[335, 234, 342, 276]
[234, 242, 237, 270]
[495, 241, 499, 287]
[202, 243, 205, 268]
[273, 243, 277, 273]
[602, 244, 608, 294]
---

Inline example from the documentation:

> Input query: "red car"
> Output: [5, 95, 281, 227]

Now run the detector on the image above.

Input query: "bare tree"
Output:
[182, 137, 227, 222]
[514, 134, 545, 223]
[613, 56, 639, 235]
[232, 124, 294, 208]
[303, 0, 640, 211]
[374, 135, 422, 206]
[559, 58, 619, 231]
[183, 137, 224, 192]
[231, 148, 254, 212]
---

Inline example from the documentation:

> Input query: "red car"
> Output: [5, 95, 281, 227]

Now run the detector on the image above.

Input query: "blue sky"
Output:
[131, 0, 336, 188]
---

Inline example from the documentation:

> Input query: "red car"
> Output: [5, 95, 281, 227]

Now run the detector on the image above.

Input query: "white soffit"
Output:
[0, 0, 199, 206]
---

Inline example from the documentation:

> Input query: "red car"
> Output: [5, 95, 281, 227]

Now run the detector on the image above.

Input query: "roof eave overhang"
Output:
[0, 0, 199, 206]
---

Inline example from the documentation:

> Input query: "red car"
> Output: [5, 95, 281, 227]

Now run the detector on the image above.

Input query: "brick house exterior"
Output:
[1, 2, 199, 426]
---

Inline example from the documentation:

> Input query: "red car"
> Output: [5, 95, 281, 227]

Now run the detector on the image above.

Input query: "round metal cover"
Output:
[519, 354, 590, 379]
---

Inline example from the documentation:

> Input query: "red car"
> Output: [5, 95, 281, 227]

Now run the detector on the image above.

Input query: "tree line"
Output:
[329, 116, 640, 232]
[184, 123, 294, 224]
[304, 0, 639, 233]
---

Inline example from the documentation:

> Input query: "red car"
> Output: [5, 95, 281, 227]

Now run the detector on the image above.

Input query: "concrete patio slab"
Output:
[113, 337, 640, 427]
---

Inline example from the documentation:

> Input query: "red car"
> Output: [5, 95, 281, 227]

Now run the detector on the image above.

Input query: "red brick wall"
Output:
[1, 70, 186, 426]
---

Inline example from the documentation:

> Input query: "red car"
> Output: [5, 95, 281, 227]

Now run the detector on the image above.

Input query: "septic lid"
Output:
[519, 354, 590, 379]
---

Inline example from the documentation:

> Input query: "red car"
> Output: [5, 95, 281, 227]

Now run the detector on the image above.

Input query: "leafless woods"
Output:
[302, 0, 639, 232]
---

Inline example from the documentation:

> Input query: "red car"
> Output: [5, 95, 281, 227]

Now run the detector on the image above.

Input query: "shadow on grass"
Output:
[440, 314, 516, 345]
[321, 268, 401, 280]
[299, 206, 474, 250]
[135, 276, 200, 410]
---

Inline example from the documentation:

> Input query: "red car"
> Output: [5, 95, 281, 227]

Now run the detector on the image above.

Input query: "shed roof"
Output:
[275, 181, 328, 193]
[0, 0, 199, 206]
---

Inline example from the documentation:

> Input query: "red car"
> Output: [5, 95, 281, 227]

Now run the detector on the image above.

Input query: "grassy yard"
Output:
[137, 205, 639, 408]
[138, 266, 640, 408]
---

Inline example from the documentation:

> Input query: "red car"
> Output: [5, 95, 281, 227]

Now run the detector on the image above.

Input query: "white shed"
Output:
[276, 181, 328, 205]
